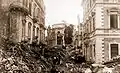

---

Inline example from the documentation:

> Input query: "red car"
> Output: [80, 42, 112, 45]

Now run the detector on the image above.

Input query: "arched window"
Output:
[35, 8, 38, 17]
[33, 26, 35, 38]
[36, 27, 39, 37]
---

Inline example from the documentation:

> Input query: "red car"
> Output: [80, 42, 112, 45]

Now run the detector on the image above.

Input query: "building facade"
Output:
[82, 0, 120, 63]
[0, 0, 45, 44]
[77, 23, 83, 48]
[73, 29, 78, 47]
[47, 23, 66, 47]
[46, 25, 55, 47]
[73, 24, 83, 47]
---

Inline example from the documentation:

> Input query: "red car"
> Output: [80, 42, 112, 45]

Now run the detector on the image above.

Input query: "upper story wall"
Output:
[82, 0, 120, 34]
[82, 0, 96, 21]
[0, 0, 45, 25]
[82, 0, 120, 23]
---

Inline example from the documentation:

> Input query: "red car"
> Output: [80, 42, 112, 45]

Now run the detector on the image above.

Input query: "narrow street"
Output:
[0, 0, 120, 73]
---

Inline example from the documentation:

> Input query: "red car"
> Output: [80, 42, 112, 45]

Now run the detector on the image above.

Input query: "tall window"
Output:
[36, 28, 39, 36]
[33, 4, 36, 17]
[33, 26, 35, 38]
[111, 44, 118, 58]
[22, 16, 26, 38]
[29, 0, 32, 15]
[37, 8, 40, 18]
[92, 12, 95, 31]
[28, 23, 32, 38]
[35, 8, 40, 18]
[93, 44, 96, 58]
[22, 23, 26, 38]
[110, 14, 118, 29]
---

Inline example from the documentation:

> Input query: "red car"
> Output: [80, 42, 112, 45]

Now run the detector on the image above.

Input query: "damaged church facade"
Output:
[82, 0, 120, 63]
[0, 0, 46, 45]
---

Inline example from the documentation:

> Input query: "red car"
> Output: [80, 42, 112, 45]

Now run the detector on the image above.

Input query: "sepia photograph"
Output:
[0, 0, 120, 73]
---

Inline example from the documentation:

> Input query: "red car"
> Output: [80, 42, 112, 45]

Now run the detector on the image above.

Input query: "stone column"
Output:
[38, 28, 40, 44]
[18, 13, 23, 42]
[31, 23, 33, 44]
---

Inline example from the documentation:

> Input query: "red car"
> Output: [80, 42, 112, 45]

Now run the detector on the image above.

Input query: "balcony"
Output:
[39, 22, 45, 29]
[33, 16, 39, 23]
[9, 1, 29, 15]
[83, 32, 90, 40]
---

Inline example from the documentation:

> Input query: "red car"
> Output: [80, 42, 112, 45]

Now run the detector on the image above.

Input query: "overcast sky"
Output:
[44, 0, 83, 26]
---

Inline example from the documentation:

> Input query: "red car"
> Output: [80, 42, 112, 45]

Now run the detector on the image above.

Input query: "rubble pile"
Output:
[0, 40, 51, 73]
[0, 38, 69, 73]
[0, 38, 87, 73]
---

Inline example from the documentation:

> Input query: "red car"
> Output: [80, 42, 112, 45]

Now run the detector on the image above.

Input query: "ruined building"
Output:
[47, 23, 66, 47]
[0, 0, 45, 45]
